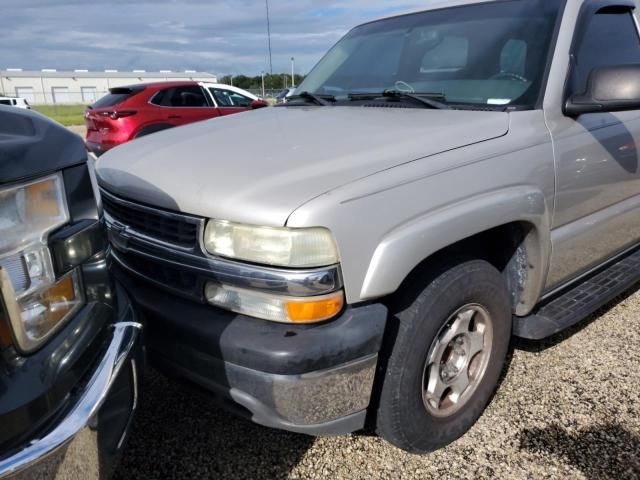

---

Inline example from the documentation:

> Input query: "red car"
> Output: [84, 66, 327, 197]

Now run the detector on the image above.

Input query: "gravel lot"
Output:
[112, 288, 640, 480]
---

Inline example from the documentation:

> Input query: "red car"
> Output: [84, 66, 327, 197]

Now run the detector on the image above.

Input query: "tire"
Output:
[376, 259, 512, 454]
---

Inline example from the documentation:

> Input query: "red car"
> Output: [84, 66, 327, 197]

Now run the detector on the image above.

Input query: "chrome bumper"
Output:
[156, 351, 378, 436]
[229, 354, 378, 435]
[0, 321, 142, 480]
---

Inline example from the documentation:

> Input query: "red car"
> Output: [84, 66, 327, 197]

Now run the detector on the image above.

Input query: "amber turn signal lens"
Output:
[26, 178, 63, 218]
[14, 271, 83, 351]
[286, 292, 344, 323]
[42, 274, 77, 326]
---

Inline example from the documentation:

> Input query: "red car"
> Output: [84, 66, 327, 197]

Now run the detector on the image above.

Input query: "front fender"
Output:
[360, 186, 551, 315]
[286, 110, 555, 314]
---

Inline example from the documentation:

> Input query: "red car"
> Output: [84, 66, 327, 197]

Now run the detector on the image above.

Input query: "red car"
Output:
[85, 81, 268, 156]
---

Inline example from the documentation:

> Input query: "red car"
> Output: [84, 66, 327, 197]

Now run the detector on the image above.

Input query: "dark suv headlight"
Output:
[0, 173, 83, 353]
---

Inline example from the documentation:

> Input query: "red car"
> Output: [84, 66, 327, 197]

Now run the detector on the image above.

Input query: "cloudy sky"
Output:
[1, 0, 436, 76]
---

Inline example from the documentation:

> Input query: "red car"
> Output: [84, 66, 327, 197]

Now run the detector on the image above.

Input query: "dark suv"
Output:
[0, 106, 142, 479]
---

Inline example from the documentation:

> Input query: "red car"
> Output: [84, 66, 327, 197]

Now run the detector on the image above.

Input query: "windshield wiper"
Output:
[348, 90, 449, 110]
[383, 90, 449, 110]
[288, 91, 336, 106]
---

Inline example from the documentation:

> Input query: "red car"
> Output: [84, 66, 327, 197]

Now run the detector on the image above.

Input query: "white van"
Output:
[0, 96, 31, 109]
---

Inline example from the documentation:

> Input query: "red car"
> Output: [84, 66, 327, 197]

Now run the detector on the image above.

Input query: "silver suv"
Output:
[97, 0, 640, 453]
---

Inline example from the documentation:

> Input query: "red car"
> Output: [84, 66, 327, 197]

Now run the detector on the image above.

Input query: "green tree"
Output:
[218, 73, 305, 90]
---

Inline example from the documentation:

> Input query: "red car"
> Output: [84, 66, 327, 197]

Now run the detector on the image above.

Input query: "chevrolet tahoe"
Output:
[97, 0, 640, 453]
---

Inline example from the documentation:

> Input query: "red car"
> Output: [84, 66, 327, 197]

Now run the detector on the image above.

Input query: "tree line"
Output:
[219, 73, 306, 91]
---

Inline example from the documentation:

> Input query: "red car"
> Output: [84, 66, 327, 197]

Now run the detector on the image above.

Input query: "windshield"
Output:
[296, 0, 561, 109]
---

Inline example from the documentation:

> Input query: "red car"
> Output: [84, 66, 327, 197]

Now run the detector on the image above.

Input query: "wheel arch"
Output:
[360, 187, 552, 316]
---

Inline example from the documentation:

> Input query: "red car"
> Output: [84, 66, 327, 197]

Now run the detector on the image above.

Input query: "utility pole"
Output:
[261, 71, 266, 98]
[265, 0, 273, 75]
[291, 57, 295, 87]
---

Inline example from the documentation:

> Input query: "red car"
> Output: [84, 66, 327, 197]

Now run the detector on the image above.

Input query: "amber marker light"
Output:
[286, 292, 344, 323]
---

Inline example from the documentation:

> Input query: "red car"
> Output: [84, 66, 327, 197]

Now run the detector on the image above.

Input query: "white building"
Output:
[0, 69, 217, 105]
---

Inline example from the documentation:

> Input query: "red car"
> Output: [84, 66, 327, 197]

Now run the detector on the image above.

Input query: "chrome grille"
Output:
[100, 189, 202, 251]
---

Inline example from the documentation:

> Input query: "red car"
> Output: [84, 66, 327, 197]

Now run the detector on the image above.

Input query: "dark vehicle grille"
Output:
[114, 249, 200, 297]
[101, 190, 201, 250]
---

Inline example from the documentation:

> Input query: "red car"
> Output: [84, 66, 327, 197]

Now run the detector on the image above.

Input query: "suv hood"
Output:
[97, 106, 509, 226]
[0, 106, 86, 184]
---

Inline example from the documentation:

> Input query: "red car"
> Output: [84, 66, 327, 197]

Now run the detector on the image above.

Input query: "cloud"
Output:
[1, 0, 434, 75]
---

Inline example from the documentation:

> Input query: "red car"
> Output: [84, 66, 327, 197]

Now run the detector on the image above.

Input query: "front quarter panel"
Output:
[287, 111, 555, 315]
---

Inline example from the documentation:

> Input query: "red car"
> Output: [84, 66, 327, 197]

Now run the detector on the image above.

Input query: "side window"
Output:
[176, 86, 208, 107]
[571, 10, 640, 95]
[228, 92, 252, 107]
[210, 89, 252, 107]
[421, 35, 469, 73]
[210, 88, 233, 107]
[150, 88, 169, 106]
[157, 86, 208, 107]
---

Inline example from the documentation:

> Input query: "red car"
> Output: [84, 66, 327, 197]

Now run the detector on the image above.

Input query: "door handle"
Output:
[168, 115, 181, 119]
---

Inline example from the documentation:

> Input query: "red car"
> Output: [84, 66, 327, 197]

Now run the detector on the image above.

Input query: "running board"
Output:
[513, 248, 640, 340]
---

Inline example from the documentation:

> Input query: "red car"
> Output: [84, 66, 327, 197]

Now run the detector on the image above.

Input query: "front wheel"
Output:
[376, 260, 512, 453]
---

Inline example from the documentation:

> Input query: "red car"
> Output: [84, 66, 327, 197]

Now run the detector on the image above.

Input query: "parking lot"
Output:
[7, 1, 640, 478]
[111, 289, 640, 480]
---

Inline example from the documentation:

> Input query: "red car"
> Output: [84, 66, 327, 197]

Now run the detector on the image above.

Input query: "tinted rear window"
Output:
[92, 87, 144, 108]
[0, 100, 11, 106]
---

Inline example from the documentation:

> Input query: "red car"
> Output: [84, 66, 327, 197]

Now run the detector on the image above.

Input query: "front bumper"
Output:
[0, 308, 143, 479]
[114, 263, 387, 436]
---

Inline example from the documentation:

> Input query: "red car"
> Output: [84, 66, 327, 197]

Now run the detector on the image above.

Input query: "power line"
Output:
[265, 0, 273, 75]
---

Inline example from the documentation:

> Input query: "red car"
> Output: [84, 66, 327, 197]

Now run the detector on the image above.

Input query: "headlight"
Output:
[203, 220, 339, 268]
[0, 174, 83, 353]
[0, 175, 69, 254]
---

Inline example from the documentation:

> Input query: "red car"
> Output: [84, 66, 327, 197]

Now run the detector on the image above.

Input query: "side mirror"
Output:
[251, 99, 268, 109]
[565, 64, 640, 116]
